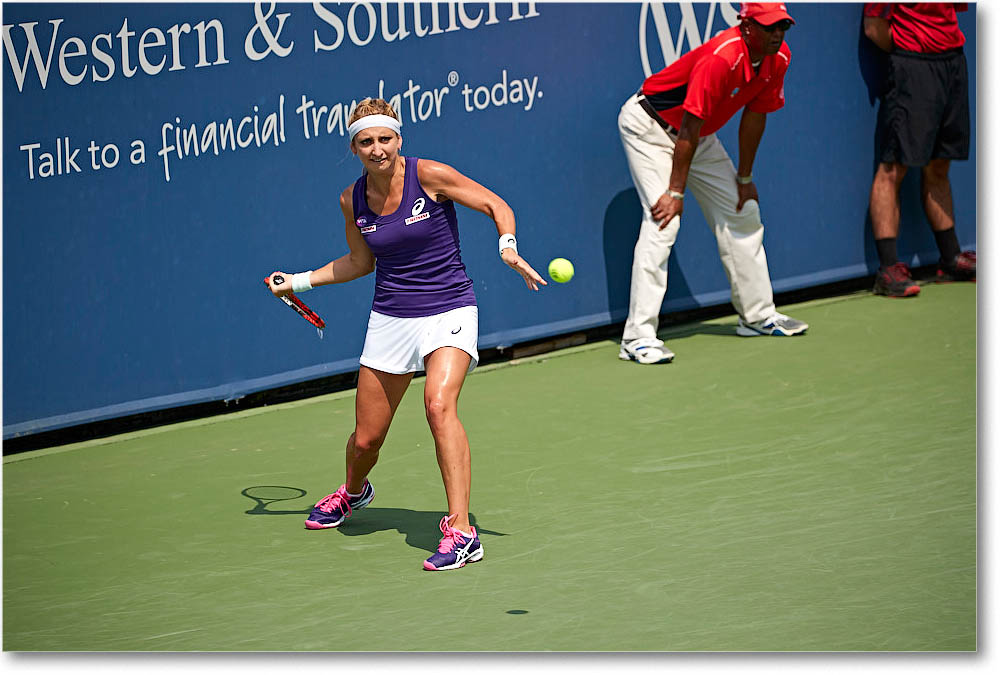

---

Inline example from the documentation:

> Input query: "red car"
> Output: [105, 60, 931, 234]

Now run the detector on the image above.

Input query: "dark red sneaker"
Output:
[874, 263, 920, 297]
[937, 251, 976, 282]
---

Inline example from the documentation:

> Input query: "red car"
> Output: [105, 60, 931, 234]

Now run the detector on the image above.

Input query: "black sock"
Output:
[875, 238, 898, 268]
[934, 227, 961, 263]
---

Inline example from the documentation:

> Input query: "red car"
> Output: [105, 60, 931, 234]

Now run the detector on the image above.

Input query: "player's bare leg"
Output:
[422, 347, 473, 534]
[921, 159, 955, 232]
[869, 161, 923, 296]
[346, 366, 413, 493]
[304, 365, 411, 530]
[921, 158, 974, 280]
[870, 161, 908, 239]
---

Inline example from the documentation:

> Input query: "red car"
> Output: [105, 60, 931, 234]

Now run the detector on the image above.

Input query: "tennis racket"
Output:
[264, 274, 326, 335]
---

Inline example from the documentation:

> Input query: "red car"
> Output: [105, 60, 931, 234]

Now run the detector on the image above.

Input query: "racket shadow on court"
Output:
[240, 486, 507, 553]
[241, 485, 313, 515]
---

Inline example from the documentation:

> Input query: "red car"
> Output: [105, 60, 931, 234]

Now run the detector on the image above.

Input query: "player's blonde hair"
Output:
[348, 98, 400, 126]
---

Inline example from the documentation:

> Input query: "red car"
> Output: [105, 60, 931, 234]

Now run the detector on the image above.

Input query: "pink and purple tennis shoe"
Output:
[423, 515, 484, 571]
[304, 481, 374, 529]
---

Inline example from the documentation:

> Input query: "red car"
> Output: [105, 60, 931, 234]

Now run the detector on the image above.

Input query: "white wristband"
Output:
[291, 271, 314, 293]
[736, 174, 753, 185]
[499, 233, 517, 256]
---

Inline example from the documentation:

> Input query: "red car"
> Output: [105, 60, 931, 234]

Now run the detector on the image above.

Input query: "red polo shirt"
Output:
[863, 3, 967, 53]
[640, 25, 790, 137]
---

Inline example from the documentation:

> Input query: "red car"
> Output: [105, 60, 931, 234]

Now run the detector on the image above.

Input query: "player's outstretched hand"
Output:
[501, 250, 547, 291]
[266, 271, 294, 297]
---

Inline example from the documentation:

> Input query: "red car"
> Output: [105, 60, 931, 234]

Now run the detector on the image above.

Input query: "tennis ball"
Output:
[548, 258, 575, 283]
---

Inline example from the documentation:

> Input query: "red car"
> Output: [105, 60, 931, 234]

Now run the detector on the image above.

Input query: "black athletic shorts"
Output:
[876, 47, 970, 166]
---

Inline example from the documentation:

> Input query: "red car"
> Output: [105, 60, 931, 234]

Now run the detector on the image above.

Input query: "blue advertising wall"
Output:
[2, 2, 977, 438]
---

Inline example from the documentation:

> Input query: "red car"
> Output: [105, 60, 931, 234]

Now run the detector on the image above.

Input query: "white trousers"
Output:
[618, 93, 776, 342]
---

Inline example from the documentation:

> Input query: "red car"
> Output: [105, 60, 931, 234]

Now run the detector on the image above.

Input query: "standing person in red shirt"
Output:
[864, 3, 975, 297]
[617, 2, 808, 365]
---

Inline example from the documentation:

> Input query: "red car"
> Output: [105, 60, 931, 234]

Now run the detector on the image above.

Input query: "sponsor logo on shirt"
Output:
[361, 225, 376, 234]
[405, 198, 430, 225]
[356, 217, 367, 227]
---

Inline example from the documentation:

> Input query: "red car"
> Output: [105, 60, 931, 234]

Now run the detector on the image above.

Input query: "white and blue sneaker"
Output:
[619, 338, 675, 364]
[304, 481, 374, 529]
[736, 313, 808, 337]
[423, 515, 484, 571]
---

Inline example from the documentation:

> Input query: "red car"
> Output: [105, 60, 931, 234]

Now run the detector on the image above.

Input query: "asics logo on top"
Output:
[405, 197, 431, 225]
[638, 1, 741, 77]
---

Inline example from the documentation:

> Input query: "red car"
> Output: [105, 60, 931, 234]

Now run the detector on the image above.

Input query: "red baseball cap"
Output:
[739, 3, 796, 25]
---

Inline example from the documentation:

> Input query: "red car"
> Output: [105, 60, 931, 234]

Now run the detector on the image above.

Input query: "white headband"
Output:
[348, 114, 402, 140]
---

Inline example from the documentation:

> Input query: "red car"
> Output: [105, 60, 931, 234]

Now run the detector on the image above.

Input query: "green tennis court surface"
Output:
[3, 283, 976, 651]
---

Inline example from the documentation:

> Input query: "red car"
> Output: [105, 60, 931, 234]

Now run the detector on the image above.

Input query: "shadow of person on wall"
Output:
[602, 188, 695, 326]
[601, 188, 643, 321]
[240, 486, 507, 553]
[857, 16, 888, 107]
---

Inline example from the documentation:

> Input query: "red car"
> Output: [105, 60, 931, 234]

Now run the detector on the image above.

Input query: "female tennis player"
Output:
[267, 98, 545, 571]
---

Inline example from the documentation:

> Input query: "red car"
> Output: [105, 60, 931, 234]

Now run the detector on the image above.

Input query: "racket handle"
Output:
[264, 276, 326, 329]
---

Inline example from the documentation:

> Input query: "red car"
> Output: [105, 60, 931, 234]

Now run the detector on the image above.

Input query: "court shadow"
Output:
[340, 507, 507, 553]
[239, 487, 507, 553]
[658, 321, 739, 341]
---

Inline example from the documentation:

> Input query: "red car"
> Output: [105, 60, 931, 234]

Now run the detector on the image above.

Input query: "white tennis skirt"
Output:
[359, 305, 479, 375]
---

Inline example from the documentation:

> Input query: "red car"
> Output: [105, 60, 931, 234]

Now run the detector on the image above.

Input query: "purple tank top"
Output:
[352, 156, 476, 318]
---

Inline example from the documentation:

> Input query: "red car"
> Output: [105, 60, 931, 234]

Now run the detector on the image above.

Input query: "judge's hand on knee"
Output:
[651, 191, 683, 230]
[736, 181, 759, 212]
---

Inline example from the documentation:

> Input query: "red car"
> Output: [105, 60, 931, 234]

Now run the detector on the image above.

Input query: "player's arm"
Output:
[735, 109, 766, 211]
[267, 186, 375, 297]
[863, 16, 893, 52]
[650, 111, 704, 230]
[417, 159, 546, 291]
